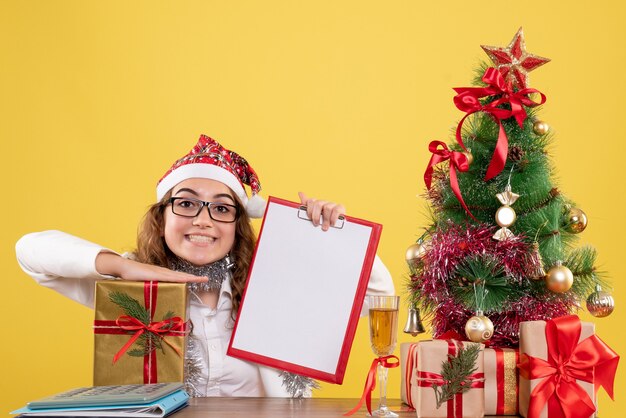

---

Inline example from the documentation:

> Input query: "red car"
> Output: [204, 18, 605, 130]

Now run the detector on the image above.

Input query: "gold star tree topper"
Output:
[481, 27, 550, 89]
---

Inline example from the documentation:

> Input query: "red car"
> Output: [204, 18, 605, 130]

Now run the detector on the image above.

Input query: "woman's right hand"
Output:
[95, 252, 207, 283]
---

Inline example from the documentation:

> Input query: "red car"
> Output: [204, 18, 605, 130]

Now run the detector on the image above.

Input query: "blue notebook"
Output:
[10, 388, 189, 417]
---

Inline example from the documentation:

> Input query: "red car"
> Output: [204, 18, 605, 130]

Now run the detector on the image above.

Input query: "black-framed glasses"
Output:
[168, 197, 239, 223]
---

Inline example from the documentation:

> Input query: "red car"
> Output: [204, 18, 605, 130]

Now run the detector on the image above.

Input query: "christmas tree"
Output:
[406, 28, 615, 347]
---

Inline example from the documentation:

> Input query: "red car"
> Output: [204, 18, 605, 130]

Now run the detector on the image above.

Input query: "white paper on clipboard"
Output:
[227, 196, 381, 384]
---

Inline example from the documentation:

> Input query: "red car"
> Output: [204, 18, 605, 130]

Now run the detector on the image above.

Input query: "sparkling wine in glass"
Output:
[368, 295, 399, 417]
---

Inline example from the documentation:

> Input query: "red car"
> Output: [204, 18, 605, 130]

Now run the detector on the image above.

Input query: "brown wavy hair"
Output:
[134, 189, 256, 318]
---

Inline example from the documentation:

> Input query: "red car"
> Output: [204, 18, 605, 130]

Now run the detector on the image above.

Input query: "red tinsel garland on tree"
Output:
[409, 223, 576, 347]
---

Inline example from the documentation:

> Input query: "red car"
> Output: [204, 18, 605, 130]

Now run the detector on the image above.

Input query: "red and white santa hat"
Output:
[156, 135, 266, 218]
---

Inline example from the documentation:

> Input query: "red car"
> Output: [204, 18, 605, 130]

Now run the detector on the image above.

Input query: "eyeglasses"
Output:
[167, 197, 239, 223]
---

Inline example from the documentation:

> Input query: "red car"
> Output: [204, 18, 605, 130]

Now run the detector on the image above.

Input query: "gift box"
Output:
[93, 281, 189, 386]
[400, 342, 418, 408]
[483, 347, 519, 415]
[518, 315, 619, 418]
[407, 340, 485, 418]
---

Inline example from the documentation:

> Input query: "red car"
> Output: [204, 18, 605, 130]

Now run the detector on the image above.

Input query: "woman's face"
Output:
[163, 178, 238, 266]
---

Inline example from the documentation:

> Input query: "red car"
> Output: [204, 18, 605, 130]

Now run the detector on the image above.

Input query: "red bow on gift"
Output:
[424, 141, 475, 220]
[112, 315, 186, 363]
[453, 67, 546, 181]
[518, 315, 620, 418]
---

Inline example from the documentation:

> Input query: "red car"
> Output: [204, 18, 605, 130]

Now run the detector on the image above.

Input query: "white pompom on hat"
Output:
[156, 135, 266, 218]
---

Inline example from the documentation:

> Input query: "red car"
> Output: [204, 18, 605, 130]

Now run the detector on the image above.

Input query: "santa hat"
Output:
[156, 135, 266, 218]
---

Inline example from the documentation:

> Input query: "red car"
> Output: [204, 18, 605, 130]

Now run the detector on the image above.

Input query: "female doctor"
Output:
[16, 135, 394, 398]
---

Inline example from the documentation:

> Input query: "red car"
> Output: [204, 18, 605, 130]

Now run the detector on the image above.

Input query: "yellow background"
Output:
[1, 0, 624, 414]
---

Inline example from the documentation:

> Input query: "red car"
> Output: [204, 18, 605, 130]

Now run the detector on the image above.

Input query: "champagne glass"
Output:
[368, 295, 399, 417]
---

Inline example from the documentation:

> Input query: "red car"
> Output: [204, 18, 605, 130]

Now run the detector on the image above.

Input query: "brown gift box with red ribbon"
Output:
[93, 281, 189, 386]
[403, 343, 519, 416]
[483, 347, 519, 416]
[400, 342, 419, 408]
[518, 315, 619, 418]
[403, 340, 485, 418]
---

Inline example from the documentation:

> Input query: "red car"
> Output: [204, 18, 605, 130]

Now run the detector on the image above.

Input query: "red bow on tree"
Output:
[518, 315, 619, 418]
[453, 67, 546, 181]
[424, 141, 475, 220]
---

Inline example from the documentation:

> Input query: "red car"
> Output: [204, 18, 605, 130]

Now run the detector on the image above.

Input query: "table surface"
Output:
[175, 398, 411, 418]
[174, 397, 513, 417]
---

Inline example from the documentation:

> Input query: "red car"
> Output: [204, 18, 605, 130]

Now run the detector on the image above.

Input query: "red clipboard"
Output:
[227, 196, 382, 384]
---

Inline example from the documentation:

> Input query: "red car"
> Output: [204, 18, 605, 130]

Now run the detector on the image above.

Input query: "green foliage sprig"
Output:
[108, 291, 179, 357]
[432, 344, 482, 409]
[109, 291, 150, 325]
[451, 255, 516, 312]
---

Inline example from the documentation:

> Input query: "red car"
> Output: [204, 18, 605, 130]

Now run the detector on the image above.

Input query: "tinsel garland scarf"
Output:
[408, 223, 575, 347]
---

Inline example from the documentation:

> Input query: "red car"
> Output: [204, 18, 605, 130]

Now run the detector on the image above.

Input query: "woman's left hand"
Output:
[298, 192, 346, 231]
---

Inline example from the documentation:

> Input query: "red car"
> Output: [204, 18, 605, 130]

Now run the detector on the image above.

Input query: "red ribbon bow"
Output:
[424, 140, 475, 220]
[518, 315, 620, 418]
[344, 355, 399, 416]
[112, 315, 186, 363]
[453, 67, 546, 181]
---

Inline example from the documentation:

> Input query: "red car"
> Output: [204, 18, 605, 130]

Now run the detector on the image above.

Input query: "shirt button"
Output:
[210, 344, 216, 351]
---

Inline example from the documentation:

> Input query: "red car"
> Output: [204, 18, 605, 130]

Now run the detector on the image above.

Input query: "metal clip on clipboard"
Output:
[297, 205, 345, 229]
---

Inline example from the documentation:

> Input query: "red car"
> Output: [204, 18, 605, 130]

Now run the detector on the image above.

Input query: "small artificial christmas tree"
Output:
[406, 28, 615, 347]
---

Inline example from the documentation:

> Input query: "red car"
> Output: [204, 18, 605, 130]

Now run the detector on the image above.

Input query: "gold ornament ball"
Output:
[533, 120, 550, 135]
[545, 264, 574, 293]
[566, 207, 588, 233]
[464, 314, 494, 343]
[586, 288, 615, 318]
[405, 242, 427, 265]
[495, 205, 517, 228]
[463, 151, 474, 166]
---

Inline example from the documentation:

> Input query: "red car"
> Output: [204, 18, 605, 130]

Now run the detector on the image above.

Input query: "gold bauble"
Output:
[566, 207, 588, 233]
[405, 242, 427, 266]
[463, 150, 474, 166]
[545, 263, 573, 293]
[586, 285, 615, 318]
[495, 205, 517, 228]
[464, 313, 494, 343]
[533, 120, 550, 135]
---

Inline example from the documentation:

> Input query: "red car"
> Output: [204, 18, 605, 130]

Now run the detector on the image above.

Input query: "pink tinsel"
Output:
[409, 222, 578, 347]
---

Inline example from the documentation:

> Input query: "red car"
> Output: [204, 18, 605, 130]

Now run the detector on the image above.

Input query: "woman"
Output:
[16, 135, 394, 397]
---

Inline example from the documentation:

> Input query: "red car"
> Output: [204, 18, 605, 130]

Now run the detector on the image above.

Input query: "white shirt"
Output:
[16, 230, 395, 397]
[187, 278, 266, 396]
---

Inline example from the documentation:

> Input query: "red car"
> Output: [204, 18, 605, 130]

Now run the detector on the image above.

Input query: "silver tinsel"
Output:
[279, 371, 320, 398]
[168, 254, 234, 294]
[183, 333, 204, 398]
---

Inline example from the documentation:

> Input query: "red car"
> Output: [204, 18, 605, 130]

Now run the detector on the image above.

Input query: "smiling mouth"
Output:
[187, 235, 216, 243]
